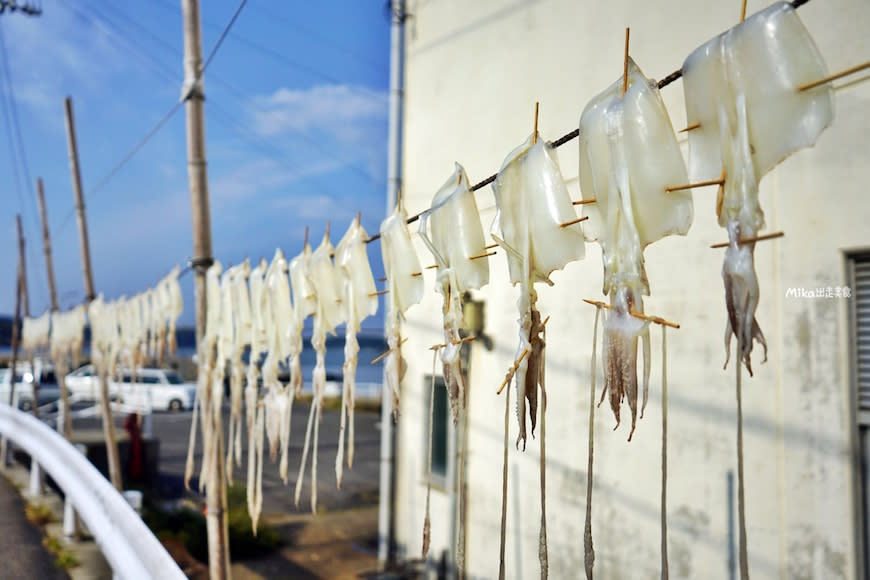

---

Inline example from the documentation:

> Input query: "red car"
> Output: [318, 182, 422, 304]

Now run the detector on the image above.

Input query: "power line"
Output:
[201, 0, 247, 73]
[0, 20, 49, 308]
[63, 0, 382, 202]
[56, 0, 250, 232]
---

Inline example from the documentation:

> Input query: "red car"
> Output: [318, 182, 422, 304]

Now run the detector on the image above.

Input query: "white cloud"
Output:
[209, 157, 345, 202]
[251, 84, 388, 143]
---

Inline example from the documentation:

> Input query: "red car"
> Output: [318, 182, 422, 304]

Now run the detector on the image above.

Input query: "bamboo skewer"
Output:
[740, 0, 748, 22]
[497, 349, 529, 395]
[371, 337, 408, 365]
[468, 250, 497, 261]
[798, 59, 870, 92]
[573, 198, 597, 206]
[582, 298, 681, 329]
[369, 289, 389, 297]
[710, 231, 784, 249]
[622, 28, 631, 96]
[665, 175, 726, 193]
[431, 335, 476, 350]
[533, 102, 540, 144]
[679, 122, 701, 133]
[560, 216, 589, 228]
[485, 243, 499, 250]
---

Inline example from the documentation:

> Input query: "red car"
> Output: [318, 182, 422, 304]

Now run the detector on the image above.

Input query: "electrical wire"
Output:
[56, 0, 250, 232]
[79, 0, 384, 191]
[0, 20, 49, 309]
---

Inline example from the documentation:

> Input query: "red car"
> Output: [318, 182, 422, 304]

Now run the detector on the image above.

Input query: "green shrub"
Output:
[143, 484, 280, 564]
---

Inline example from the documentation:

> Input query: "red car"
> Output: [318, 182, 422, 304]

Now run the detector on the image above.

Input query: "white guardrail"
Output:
[0, 405, 185, 579]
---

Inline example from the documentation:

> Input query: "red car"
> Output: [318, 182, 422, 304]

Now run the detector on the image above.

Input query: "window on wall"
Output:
[424, 375, 449, 480]
[848, 252, 870, 580]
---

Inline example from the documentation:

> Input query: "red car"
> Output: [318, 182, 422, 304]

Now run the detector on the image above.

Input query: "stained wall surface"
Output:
[392, 1, 870, 578]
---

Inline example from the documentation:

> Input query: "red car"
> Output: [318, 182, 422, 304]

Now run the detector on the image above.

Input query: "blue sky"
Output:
[0, 1, 391, 328]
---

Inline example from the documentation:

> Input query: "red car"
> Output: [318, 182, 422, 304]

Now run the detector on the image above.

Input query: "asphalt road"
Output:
[0, 475, 69, 580]
[151, 399, 383, 515]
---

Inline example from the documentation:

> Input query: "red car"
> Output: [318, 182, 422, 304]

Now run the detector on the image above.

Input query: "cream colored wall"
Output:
[394, 1, 870, 578]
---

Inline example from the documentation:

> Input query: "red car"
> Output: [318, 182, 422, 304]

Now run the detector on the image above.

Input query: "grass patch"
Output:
[144, 484, 281, 564]
[25, 502, 55, 527]
[42, 535, 80, 571]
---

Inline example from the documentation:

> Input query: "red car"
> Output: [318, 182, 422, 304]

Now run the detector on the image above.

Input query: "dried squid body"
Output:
[289, 243, 317, 396]
[163, 266, 183, 358]
[296, 231, 346, 511]
[334, 218, 379, 485]
[264, 249, 297, 482]
[379, 204, 424, 417]
[419, 163, 489, 423]
[491, 135, 585, 447]
[579, 58, 693, 439]
[22, 311, 50, 355]
[682, 1, 833, 373]
[227, 260, 252, 472]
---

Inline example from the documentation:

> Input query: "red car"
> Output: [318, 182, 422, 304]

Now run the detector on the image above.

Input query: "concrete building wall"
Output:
[392, 1, 870, 578]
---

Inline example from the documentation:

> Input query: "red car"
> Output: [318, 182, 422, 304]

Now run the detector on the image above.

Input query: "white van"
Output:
[112, 368, 196, 412]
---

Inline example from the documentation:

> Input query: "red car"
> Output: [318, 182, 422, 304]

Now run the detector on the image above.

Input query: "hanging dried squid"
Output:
[419, 163, 489, 423]
[334, 217, 379, 488]
[682, 1, 833, 376]
[417, 163, 490, 573]
[378, 202, 424, 417]
[491, 129, 586, 579]
[579, 58, 693, 579]
[682, 5, 834, 578]
[295, 228, 346, 513]
[579, 58, 693, 440]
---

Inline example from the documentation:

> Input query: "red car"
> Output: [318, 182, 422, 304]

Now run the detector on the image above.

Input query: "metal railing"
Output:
[0, 405, 184, 579]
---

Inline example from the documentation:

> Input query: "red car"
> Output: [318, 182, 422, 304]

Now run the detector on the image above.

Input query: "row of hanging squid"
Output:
[183, 3, 847, 577]
[379, 4, 837, 579]
[16, 2, 852, 578]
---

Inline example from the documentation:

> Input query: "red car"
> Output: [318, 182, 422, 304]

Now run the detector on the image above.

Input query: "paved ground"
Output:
[78, 398, 383, 578]
[0, 473, 69, 580]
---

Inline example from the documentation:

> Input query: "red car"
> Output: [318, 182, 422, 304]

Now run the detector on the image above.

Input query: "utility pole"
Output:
[1, 217, 24, 465]
[64, 97, 96, 303]
[37, 178, 71, 439]
[36, 179, 59, 312]
[378, 0, 405, 571]
[17, 213, 45, 497]
[63, 96, 121, 491]
[181, 0, 230, 577]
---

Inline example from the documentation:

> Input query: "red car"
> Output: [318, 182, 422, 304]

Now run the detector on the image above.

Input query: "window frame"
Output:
[423, 373, 450, 490]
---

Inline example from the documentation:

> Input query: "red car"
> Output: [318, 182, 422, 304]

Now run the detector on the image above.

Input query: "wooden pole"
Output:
[64, 97, 121, 490]
[18, 214, 45, 497]
[37, 178, 72, 439]
[181, 0, 230, 576]
[16, 214, 39, 420]
[35, 179, 59, 312]
[63, 97, 96, 302]
[1, 217, 24, 465]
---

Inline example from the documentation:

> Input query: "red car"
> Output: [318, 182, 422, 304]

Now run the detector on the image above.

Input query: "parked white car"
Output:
[64, 364, 107, 402]
[112, 368, 196, 412]
[0, 363, 60, 411]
